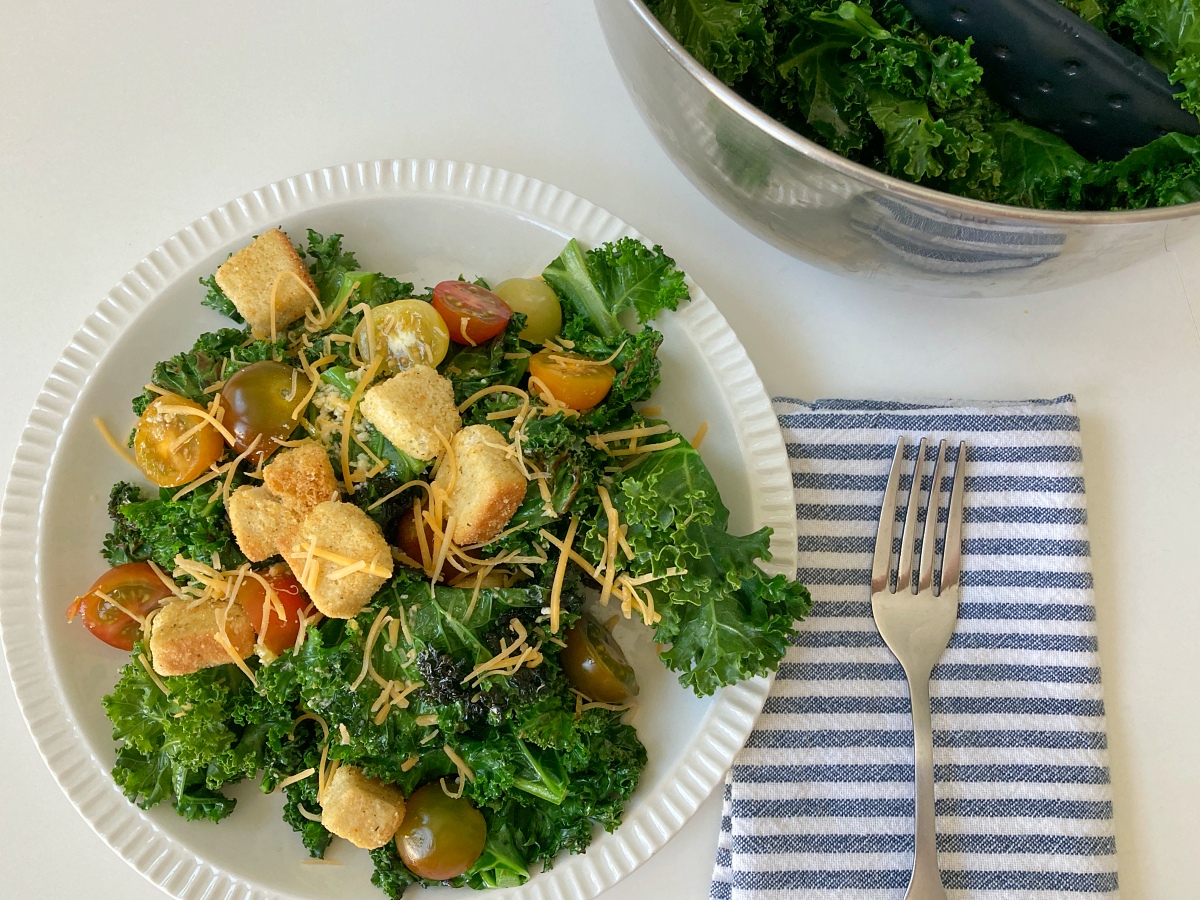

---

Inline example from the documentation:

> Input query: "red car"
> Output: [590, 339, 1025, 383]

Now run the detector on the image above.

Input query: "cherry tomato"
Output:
[67, 562, 175, 651]
[561, 614, 639, 703]
[133, 393, 225, 487]
[236, 568, 309, 656]
[493, 278, 562, 344]
[369, 298, 451, 372]
[527, 349, 615, 412]
[394, 782, 487, 881]
[432, 281, 512, 345]
[219, 361, 310, 463]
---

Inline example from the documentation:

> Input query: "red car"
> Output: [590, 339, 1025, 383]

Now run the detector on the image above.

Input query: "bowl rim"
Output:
[616, 0, 1200, 225]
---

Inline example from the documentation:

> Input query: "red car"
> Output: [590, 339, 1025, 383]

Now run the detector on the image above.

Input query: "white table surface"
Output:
[2, 2, 1198, 898]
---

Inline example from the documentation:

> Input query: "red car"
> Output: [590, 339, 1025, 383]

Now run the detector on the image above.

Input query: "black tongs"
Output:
[898, 0, 1200, 159]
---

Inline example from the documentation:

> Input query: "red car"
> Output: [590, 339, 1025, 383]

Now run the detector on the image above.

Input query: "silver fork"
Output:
[870, 436, 967, 900]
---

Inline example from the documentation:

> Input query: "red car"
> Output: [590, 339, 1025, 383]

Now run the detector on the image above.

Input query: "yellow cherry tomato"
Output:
[528, 349, 615, 411]
[133, 393, 225, 487]
[493, 278, 562, 344]
[368, 299, 450, 372]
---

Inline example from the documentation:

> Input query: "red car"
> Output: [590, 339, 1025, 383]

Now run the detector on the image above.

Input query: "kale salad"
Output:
[648, 0, 1200, 210]
[68, 228, 811, 896]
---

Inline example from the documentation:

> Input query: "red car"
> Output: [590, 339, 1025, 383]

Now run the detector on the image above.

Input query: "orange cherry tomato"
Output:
[527, 349, 615, 411]
[431, 281, 512, 345]
[67, 562, 175, 651]
[236, 569, 309, 656]
[396, 505, 434, 566]
[133, 393, 225, 487]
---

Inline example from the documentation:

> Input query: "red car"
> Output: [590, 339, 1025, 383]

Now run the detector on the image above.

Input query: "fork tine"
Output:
[896, 437, 928, 594]
[871, 438, 905, 593]
[917, 440, 947, 592]
[939, 441, 968, 594]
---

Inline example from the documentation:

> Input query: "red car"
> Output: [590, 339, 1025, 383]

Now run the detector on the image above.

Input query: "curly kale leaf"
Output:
[541, 237, 686, 427]
[131, 327, 282, 415]
[102, 646, 268, 822]
[584, 439, 811, 695]
[199, 274, 242, 321]
[1116, 0, 1200, 114]
[102, 480, 247, 571]
[646, 0, 772, 83]
[543, 238, 688, 341]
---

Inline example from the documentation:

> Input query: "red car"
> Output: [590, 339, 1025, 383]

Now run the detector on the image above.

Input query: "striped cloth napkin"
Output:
[710, 395, 1118, 900]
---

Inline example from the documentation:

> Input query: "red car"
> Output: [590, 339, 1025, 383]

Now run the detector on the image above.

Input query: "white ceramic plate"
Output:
[0, 160, 795, 900]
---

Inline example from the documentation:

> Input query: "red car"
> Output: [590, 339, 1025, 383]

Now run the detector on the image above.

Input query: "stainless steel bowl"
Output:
[596, 0, 1200, 297]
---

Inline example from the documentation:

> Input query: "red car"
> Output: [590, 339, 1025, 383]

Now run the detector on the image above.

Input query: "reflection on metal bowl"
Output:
[596, 0, 1200, 297]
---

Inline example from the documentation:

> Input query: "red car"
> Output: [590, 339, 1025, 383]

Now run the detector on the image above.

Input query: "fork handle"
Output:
[904, 671, 948, 900]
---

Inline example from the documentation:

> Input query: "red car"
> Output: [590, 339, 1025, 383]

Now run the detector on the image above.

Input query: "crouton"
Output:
[227, 486, 300, 562]
[214, 229, 317, 339]
[320, 765, 406, 850]
[359, 364, 460, 461]
[149, 597, 255, 677]
[434, 424, 526, 545]
[262, 441, 339, 515]
[287, 501, 393, 619]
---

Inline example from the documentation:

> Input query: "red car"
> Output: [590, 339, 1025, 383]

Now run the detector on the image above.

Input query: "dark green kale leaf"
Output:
[990, 121, 1088, 208]
[1116, 0, 1200, 114]
[131, 327, 283, 415]
[200, 275, 242, 322]
[102, 480, 247, 571]
[583, 439, 811, 695]
[646, 0, 772, 83]
[1079, 131, 1200, 207]
[103, 646, 266, 822]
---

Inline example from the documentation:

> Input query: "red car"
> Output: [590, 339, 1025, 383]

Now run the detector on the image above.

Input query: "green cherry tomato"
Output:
[219, 360, 310, 463]
[394, 782, 487, 881]
[560, 614, 639, 703]
[493, 278, 562, 344]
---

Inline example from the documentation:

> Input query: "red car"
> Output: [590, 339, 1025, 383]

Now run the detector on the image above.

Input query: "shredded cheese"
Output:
[443, 745, 475, 782]
[155, 404, 239, 447]
[691, 421, 709, 449]
[549, 517, 578, 634]
[350, 606, 392, 691]
[137, 653, 171, 696]
[93, 417, 138, 468]
[276, 767, 317, 790]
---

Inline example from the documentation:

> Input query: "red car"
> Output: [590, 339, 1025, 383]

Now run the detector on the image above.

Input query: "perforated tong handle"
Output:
[898, 0, 1200, 160]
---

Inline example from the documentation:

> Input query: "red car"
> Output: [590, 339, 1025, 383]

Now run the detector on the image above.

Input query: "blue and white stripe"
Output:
[711, 396, 1117, 899]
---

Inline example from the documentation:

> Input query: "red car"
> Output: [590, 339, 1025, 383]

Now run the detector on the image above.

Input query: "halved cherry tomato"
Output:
[67, 562, 175, 651]
[219, 361, 310, 463]
[235, 568, 309, 656]
[561, 613, 639, 703]
[432, 281, 512, 345]
[527, 349, 615, 411]
[369, 298, 451, 372]
[133, 393, 225, 487]
[395, 782, 487, 881]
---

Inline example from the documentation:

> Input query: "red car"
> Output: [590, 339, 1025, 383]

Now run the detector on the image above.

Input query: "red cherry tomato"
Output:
[431, 281, 512, 345]
[236, 568, 310, 656]
[67, 562, 175, 651]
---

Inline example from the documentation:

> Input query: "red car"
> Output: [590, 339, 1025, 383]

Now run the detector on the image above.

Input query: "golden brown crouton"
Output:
[320, 765, 406, 850]
[214, 229, 317, 339]
[149, 598, 255, 677]
[262, 441, 339, 515]
[287, 501, 393, 619]
[227, 486, 300, 562]
[434, 424, 527, 545]
[359, 364, 460, 461]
